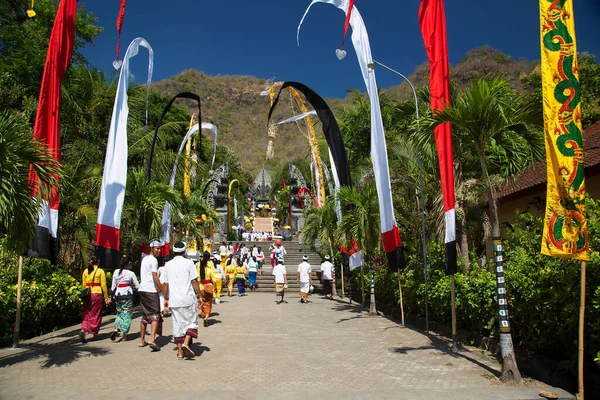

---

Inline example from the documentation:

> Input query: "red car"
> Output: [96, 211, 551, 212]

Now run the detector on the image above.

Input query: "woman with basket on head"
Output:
[79, 256, 110, 343]
[110, 255, 140, 342]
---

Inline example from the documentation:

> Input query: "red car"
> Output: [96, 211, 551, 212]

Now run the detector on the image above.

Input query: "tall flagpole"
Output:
[578, 260, 586, 400]
[372, 60, 431, 335]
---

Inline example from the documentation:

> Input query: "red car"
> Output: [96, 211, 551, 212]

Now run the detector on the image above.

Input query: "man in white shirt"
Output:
[138, 240, 163, 351]
[297, 255, 312, 304]
[321, 255, 335, 299]
[272, 258, 288, 304]
[161, 241, 202, 360]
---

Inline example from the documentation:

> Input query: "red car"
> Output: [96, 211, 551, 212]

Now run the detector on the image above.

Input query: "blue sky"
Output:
[80, 0, 600, 99]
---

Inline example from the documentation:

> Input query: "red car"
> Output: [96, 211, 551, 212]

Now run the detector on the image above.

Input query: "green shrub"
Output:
[0, 253, 82, 344]
[371, 198, 599, 377]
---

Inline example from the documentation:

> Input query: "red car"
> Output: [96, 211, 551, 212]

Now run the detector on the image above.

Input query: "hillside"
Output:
[152, 70, 316, 175]
[153, 47, 538, 175]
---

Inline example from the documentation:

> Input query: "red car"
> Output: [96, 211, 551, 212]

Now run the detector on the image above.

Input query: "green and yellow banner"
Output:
[539, 0, 589, 260]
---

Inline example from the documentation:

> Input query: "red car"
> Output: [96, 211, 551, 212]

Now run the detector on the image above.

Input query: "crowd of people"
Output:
[240, 231, 273, 242]
[78, 239, 335, 359]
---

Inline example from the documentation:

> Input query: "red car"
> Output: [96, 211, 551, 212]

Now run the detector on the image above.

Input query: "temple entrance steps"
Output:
[253, 217, 273, 233]
[216, 241, 328, 295]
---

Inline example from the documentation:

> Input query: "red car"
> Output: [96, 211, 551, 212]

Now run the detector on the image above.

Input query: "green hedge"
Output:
[0, 255, 82, 344]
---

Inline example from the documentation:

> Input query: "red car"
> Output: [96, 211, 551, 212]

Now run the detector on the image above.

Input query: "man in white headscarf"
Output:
[161, 241, 203, 360]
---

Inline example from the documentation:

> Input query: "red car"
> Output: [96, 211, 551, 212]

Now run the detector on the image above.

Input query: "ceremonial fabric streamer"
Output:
[147, 92, 203, 183]
[267, 83, 326, 206]
[114, 0, 127, 69]
[268, 82, 352, 188]
[298, 187, 318, 209]
[276, 111, 341, 217]
[539, 0, 589, 260]
[183, 114, 198, 199]
[96, 38, 154, 269]
[160, 122, 217, 255]
[299, 1, 405, 271]
[28, 0, 77, 263]
[419, 0, 457, 275]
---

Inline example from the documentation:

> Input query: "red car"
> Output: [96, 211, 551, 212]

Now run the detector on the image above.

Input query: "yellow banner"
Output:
[539, 0, 589, 260]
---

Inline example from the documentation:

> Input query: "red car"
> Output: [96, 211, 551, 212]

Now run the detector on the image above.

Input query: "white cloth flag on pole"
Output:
[298, 0, 405, 270]
[96, 37, 153, 270]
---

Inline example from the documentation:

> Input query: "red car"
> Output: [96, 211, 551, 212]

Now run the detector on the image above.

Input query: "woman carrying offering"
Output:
[80, 257, 110, 343]
[197, 251, 215, 327]
[110, 256, 140, 342]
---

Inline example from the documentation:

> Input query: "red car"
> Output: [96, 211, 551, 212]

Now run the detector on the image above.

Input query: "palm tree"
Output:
[0, 112, 60, 252]
[338, 182, 381, 314]
[172, 189, 221, 243]
[434, 76, 544, 381]
[121, 168, 181, 255]
[301, 197, 338, 296]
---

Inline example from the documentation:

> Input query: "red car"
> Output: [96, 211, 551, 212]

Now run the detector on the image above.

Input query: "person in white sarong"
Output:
[297, 255, 312, 304]
[161, 241, 203, 360]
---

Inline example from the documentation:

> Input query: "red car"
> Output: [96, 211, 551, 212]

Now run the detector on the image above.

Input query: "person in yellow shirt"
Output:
[79, 257, 110, 343]
[224, 255, 237, 297]
[197, 252, 214, 327]
[235, 258, 247, 297]
[212, 261, 225, 304]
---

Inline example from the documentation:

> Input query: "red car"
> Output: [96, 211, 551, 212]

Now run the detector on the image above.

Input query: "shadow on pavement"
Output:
[0, 341, 110, 369]
[207, 319, 222, 327]
[191, 343, 210, 357]
[155, 335, 173, 349]
[391, 334, 501, 378]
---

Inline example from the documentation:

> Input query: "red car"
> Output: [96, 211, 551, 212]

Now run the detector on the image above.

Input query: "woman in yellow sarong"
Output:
[224, 255, 237, 297]
[212, 260, 224, 304]
[197, 251, 214, 327]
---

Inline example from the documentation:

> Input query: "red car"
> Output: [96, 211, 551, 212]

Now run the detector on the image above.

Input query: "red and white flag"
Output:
[96, 38, 153, 269]
[28, 0, 77, 263]
[419, 0, 457, 274]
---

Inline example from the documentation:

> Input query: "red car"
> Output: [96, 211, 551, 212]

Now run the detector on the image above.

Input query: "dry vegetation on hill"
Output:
[152, 47, 541, 175]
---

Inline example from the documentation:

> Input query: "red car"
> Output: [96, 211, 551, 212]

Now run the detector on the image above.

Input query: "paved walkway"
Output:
[0, 293, 572, 399]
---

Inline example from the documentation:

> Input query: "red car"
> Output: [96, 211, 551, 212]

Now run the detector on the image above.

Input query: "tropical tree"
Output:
[434, 76, 544, 381]
[172, 189, 221, 242]
[338, 182, 381, 314]
[301, 197, 339, 296]
[0, 112, 61, 252]
[120, 168, 181, 256]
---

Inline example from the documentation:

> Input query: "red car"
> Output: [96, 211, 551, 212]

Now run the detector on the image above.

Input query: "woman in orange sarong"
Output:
[197, 251, 214, 327]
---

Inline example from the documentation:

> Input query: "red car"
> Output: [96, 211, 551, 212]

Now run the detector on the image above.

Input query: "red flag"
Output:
[419, 0, 457, 274]
[340, 0, 355, 50]
[114, 0, 127, 66]
[29, 0, 77, 261]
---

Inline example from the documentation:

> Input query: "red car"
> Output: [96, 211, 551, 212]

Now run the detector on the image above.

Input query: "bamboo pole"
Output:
[340, 262, 345, 299]
[12, 255, 24, 348]
[578, 260, 587, 400]
[451, 275, 458, 349]
[397, 272, 405, 327]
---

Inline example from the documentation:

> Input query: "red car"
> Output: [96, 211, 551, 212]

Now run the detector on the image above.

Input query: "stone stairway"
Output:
[219, 241, 327, 295]
[253, 217, 273, 233]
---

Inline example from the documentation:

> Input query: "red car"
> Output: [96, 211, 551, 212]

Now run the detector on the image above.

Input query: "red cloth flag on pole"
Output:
[28, 0, 77, 262]
[419, 0, 457, 274]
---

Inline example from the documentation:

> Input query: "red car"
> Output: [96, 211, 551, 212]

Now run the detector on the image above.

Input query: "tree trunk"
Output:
[369, 257, 376, 315]
[459, 214, 470, 272]
[360, 264, 365, 307]
[486, 182, 522, 382]
[328, 240, 338, 297]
